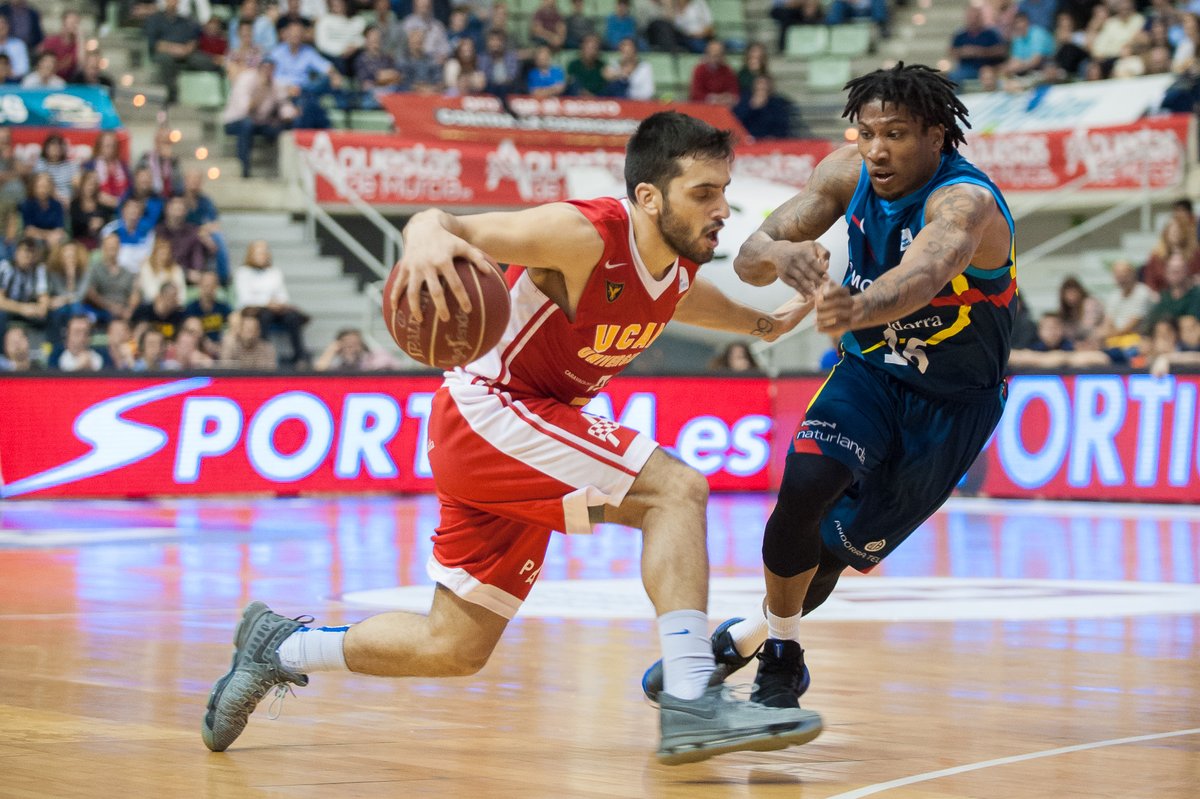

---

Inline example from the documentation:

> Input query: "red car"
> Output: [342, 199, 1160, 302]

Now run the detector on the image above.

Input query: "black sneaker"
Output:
[750, 638, 812, 709]
[641, 617, 762, 706]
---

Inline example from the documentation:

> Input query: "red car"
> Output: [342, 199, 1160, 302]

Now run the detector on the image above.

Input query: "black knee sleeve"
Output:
[762, 453, 853, 578]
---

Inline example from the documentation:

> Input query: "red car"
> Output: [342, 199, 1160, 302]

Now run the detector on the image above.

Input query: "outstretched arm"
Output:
[673, 277, 813, 343]
[734, 146, 860, 291]
[816, 183, 998, 336]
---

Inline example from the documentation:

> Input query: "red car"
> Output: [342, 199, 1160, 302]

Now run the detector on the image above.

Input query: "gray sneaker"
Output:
[642, 617, 760, 707]
[201, 601, 310, 752]
[657, 684, 823, 765]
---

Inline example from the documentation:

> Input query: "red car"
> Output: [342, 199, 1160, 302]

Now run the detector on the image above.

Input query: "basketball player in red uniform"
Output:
[202, 112, 822, 764]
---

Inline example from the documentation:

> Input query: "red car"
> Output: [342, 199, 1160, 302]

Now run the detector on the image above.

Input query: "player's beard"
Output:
[658, 195, 717, 265]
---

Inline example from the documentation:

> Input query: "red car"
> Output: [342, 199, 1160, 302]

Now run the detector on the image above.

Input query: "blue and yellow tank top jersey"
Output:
[840, 150, 1016, 396]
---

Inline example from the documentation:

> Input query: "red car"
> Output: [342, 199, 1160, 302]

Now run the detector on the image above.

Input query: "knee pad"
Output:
[762, 453, 853, 578]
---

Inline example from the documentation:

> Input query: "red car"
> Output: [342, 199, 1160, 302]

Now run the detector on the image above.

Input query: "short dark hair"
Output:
[843, 63, 970, 153]
[624, 111, 733, 199]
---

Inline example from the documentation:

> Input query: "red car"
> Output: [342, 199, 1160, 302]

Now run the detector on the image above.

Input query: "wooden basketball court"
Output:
[2, 494, 1197, 798]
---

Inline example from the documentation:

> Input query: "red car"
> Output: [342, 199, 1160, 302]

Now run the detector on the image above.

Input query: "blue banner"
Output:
[0, 86, 122, 129]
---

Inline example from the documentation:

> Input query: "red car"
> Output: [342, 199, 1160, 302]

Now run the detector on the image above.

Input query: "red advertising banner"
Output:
[10, 126, 131, 164]
[0, 375, 773, 499]
[962, 114, 1190, 192]
[378, 93, 748, 147]
[3, 373, 1197, 502]
[294, 128, 836, 207]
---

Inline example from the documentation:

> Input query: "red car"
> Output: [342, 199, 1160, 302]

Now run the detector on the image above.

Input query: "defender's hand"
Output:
[768, 240, 830, 299]
[760, 294, 814, 342]
[815, 284, 856, 337]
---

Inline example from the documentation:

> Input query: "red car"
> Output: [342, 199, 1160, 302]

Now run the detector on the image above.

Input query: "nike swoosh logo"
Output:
[604, 260, 627, 270]
[665, 629, 691, 636]
[1, 378, 210, 498]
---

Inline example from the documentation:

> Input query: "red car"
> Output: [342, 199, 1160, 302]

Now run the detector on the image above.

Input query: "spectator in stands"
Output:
[198, 16, 230, 67]
[635, 0, 679, 51]
[85, 131, 132, 215]
[172, 325, 215, 368]
[220, 310, 277, 369]
[1018, 0, 1057, 35]
[371, 0, 409, 56]
[565, 0, 596, 49]
[1047, 11, 1089, 80]
[671, 0, 713, 53]
[0, 126, 26, 214]
[119, 168, 166, 227]
[526, 44, 566, 97]
[0, 1, 42, 52]
[234, 240, 309, 368]
[567, 34, 606, 96]
[0, 325, 37, 370]
[315, 327, 400, 370]
[229, 0, 279, 52]
[222, 59, 296, 179]
[1001, 11, 1056, 78]
[158, 0, 214, 24]
[138, 237, 188, 303]
[102, 317, 137, 370]
[404, 0, 452, 63]
[181, 168, 228, 284]
[603, 35, 654, 98]
[101, 197, 158, 273]
[57, 314, 103, 372]
[1089, 0, 1144, 76]
[1149, 313, 1200, 376]
[529, 0, 567, 50]
[1008, 311, 1110, 369]
[316, 0, 366, 75]
[0, 52, 15, 85]
[0, 16, 28, 78]
[35, 134, 77, 207]
[737, 42, 769, 97]
[270, 18, 344, 128]
[274, 0, 319, 36]
[404, 26, 446, 92]
[69, 173, 108, 252]
[135, 326, 177, 371]
[136, 127, 184, 199]
[735, 75, 792, 140]
[708, 341, 762, 374]
[1172, 13, 1200, 73]
[132, 281, 187, 342]
[478, 28, 521, 96]
[0, 237, 48, 339]
[689, 38, 738, 107]
[484, 1, 509, 37]
[45, 241, 88, 338]
[278, 0, 327, 23]
[443, 36, 486, 95]
[826, 0, 891, 39]
[949, 5, 1008, 84]
[770, 0, 825, 53]
[184, 269, 231, 347]
[1102, 259, 1158, 342]
[445, 5, 479, 53]
[19, 173, 66, 249]
[147, 0, 221, 106]
[157, 196, 213, 285]
[604, 0, 637, 51]
[226, 18, 266, 79]
[1143, 214, 1200, 292]
[20, 50, 62, 88]
[84, 233, 139, 323]
[357, 25, 406, 104]
[1058, 275, 1105, 346]
[1148, 252, 1200, 327]
[72, 51, 115, 92]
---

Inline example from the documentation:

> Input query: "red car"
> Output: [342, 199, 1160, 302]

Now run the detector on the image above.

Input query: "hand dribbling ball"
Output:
[383, 257, 511, 369]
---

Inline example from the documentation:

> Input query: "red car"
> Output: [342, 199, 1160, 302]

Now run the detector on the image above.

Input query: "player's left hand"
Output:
[760, 294, 814, 342]
[815, 284, 857, 337]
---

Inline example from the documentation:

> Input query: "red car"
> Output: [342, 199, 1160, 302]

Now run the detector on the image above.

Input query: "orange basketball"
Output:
[382, 257, 511, 370]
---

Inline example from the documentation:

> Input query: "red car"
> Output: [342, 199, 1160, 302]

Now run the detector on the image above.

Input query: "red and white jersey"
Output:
[457, 197, 701, 405]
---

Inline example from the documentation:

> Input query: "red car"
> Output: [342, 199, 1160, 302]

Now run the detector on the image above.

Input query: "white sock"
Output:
[766, 607, 803, 645]
[726, 615, 768, 657]
[657, 609, 715, 701]
[277, 625, 350, 673]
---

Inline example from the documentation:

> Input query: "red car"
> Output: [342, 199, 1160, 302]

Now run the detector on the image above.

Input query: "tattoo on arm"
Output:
[760, 154, 860, 243]
[751, 317, 774, 337]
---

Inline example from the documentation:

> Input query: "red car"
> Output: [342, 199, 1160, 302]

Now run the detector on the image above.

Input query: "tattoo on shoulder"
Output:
[927, 185, 994, 230]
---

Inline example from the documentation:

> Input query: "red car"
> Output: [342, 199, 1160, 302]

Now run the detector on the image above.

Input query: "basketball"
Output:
[382, 256, 511, 369]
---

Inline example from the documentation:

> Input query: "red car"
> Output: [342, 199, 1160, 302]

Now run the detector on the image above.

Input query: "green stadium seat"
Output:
[829, 24, 872, 57]
[349, 110, 394, 132]
[711, 0, 746, 29]
[676, 52, 702, 86]
[178, 71, 225, 111]
[644, 51, 679, 92]
[785, 26, 830, 58]
[590, 0, 618, 17]
[806, 56, 852, 91]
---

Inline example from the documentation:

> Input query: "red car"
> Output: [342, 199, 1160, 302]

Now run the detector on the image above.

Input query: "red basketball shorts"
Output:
[425, 378, 658, 619]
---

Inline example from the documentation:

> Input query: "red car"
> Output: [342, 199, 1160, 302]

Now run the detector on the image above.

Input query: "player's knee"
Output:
[673, 463, 709, 512]
[762, 454, 852, 578]
[434, 637, 495, 676]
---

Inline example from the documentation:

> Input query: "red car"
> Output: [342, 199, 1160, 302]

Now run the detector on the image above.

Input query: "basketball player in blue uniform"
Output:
[641, 64, 1018, 709]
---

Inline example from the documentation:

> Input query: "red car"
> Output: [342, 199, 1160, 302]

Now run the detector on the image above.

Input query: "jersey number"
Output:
[882, 327, 930, 373]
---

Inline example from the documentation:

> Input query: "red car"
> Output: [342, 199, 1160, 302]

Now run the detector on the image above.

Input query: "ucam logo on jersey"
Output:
[0, 375, 777, 498]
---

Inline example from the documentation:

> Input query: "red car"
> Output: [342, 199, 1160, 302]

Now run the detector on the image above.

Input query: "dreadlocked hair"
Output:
[842, 63, 970, 153]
